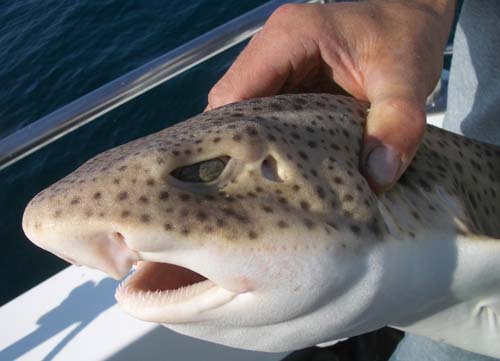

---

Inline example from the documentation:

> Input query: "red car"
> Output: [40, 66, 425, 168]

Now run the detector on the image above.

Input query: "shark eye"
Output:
[171, 156, 230, 183]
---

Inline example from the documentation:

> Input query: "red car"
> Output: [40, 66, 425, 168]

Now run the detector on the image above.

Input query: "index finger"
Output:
[207, 9, 319, 109]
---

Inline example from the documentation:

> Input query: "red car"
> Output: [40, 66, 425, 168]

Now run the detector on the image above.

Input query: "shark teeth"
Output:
[115, 276, 216, 306]
[114, 262, 238, 323]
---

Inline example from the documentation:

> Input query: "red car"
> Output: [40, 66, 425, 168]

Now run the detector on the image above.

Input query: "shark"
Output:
[22, 94, 500, 357]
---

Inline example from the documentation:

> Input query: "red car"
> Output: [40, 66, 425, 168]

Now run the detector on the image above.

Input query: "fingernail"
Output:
[365, 145, 402, 189]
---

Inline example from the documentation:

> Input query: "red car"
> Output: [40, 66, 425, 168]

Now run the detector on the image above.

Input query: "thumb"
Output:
[361, 96, 426, 193]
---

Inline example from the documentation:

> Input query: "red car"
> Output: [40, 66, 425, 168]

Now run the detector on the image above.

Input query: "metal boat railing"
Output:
[0, 0, 324, 170]
[0, 0, 450, 171]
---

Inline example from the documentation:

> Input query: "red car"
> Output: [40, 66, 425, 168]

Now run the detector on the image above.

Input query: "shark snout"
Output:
[23, 201, 139, 279]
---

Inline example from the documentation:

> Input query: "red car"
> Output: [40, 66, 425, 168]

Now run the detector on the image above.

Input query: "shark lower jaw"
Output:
[115, 261, 239, 324]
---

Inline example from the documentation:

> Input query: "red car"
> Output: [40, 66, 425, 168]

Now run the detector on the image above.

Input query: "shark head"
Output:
[24, 93, 483, 352]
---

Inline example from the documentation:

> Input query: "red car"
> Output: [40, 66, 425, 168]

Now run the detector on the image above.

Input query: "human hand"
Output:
[206, 1, 455, 192]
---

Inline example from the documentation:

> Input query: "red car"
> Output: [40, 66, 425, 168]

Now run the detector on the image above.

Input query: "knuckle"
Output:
[270, 3, 302, 21]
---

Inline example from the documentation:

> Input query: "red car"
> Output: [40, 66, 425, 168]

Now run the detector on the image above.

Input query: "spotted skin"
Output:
[23, 94, 500, 357]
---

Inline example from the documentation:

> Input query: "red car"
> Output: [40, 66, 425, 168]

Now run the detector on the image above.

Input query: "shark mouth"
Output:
[115, 261, 238, 323]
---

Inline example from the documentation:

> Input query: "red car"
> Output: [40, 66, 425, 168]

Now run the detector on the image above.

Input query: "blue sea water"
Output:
[0, 0, 268, 305]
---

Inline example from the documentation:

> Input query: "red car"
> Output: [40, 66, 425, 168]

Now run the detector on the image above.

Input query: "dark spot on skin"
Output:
[216, 218, 225, 227]
[270, 102, 283, 111]
[121, 210, 130, 218]
[278, 197, 287, 204]
[196, 211, 208, 222]
[343, 194, 354, 202]
[180, 209, 189, 217]
[367, 219, 382, 239]
[118, 165, 127, 171]
[291, 132, 301, 140]
[181, 227, 190, 236]
[350, 224, 361, 235]
[139, 195, 149, 204]
[140, 214, 151, 223]
[245, 126, 258, 136]
[307, 141, 317, 148]
[248, 231, 258, 239]
[334, 177, 343, 185]
[172, 150, 180, 156]
[70, 197, 80, 205]
[262, 205, 273, 213]
[292, 185, 300, 191]
[222, 208, 236, 217]
[470, 159, 482, 172]
[304, 219, 315, 229]
[418, 179, 431, 192]
[277, 220, 288, 228]
[113, 178, 120, 185]
[316, 186, 325, 199]
[159, 191, 169, 200]
[469, 192, 478, 210]
[146, 178, 155, 186]
[298, 151, 308, 160]
[267, 134, 277, 142]
[213, 137, 221, 143]
[54, 210, 62, 218]
[305, 126, 314, 133]
[179, 193, 191, 202]
[164, 223, 172, 231]
[117, 192, 128, 201]
[295, 97, 307, 105]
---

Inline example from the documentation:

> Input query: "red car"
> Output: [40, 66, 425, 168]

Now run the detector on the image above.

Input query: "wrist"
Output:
[372, 0, 457, 42]
[415, 0, 457, 50]
[411, 0, 456, 17]
[404, 0, 457, 34]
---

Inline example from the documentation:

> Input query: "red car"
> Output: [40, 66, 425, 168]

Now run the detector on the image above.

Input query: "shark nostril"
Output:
[113, 231, 125, 243]
[261, 155, 283, 183]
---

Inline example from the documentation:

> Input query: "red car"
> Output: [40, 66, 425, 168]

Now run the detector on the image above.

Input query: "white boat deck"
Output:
[0, 266, 286, 361]
[0, 113, 444, 361]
